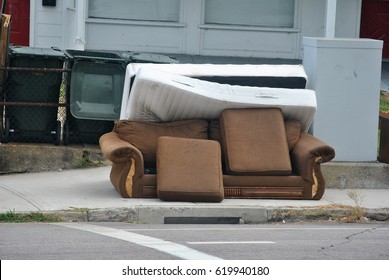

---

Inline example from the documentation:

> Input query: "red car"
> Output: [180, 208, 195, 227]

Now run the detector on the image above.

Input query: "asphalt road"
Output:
[1, 222, 389, 260]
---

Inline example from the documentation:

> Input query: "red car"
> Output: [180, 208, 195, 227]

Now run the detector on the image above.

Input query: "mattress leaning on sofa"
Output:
[123, 67, 317, 131]
[119, 63, 309, 120]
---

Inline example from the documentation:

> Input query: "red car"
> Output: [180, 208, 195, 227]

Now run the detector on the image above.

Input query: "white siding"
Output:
[200, 27, 299, 58]
[30, 0, 362, 59]
[85, 20, 185, 53]
[30, 0, 65, 48]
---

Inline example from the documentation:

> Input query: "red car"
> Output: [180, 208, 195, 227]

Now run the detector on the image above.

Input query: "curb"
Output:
[27, 206, 389, 224]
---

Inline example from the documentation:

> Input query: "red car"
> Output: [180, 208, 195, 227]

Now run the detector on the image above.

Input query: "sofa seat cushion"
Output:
[113, 119, 208, 168]
[156, 136, 224, 202]
[220, 108, 292, 175]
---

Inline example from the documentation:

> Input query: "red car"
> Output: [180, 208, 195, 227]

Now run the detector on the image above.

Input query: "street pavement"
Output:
[1, 166, 388, 223]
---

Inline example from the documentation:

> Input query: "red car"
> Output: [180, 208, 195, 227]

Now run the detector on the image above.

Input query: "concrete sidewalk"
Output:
[1, 166, 388, 223]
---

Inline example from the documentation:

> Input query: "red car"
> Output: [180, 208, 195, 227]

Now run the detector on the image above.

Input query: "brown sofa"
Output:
[99, 108, 335, 200]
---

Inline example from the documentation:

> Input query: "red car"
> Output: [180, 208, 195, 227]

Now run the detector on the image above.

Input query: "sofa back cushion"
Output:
[220, 108, 292, 175]
[113, 119, 208, 167]
[209, 119, 302, 152]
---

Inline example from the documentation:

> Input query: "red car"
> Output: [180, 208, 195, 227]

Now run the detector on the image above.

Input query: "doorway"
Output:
[360, 0, 389, 58]
[1, 0, 30, 46]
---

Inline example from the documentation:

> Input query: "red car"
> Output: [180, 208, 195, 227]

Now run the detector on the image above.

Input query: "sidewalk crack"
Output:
[0, 183, 43, 211]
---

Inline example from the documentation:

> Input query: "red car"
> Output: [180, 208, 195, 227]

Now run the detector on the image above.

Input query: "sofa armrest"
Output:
[99, 132, 144, 198]
[291, 132, 335, 199]
[99, 132, 144, 164]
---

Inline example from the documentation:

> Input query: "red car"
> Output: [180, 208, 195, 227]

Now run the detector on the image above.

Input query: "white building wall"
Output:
[30, 0, 362, 59]
[85, 20, 185, 53]
[30, 0, 65, 48]
[199, 28, 299, 58]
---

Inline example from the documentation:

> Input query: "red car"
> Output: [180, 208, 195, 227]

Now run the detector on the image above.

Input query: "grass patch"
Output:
[0, 211, 62, 223]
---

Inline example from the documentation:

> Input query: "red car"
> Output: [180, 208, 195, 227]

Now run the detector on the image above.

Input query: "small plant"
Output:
[345, 190, 366, 222]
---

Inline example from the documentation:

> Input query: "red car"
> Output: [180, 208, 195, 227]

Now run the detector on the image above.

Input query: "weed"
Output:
[347, 189, 364, 206]
[68, 207, 93, 212]
[75, 151, 104, 169]
[344, 190, 366, 223]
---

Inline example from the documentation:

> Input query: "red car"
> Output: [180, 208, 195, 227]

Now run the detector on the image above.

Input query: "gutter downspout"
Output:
[74, 0, 86, 50]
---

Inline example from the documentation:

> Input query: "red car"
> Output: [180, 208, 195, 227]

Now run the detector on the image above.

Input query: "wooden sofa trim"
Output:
[125, 158, 136, 197]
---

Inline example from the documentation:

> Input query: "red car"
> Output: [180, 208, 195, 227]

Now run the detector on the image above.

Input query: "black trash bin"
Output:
[2, 46, 67, 144]
[63, 50, 179, 145]
[63, 50, 128, 145]
[378, 112, 389, 164]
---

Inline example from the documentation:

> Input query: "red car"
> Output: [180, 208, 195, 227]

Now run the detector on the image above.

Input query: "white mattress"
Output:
[120, 63, 308, 119]
[125, 68, 316, 131]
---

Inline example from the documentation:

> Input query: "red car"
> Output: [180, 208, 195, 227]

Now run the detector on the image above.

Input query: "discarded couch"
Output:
[100, 67, 335, 201]
[99, 107, 335, 201]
